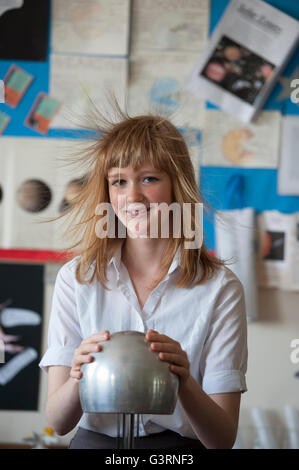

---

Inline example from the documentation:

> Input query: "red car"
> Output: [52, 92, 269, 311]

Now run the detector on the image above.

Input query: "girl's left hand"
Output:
[145, 329, 190, 385]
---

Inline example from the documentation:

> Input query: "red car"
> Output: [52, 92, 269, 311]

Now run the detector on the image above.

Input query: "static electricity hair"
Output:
[58, 100, 224, 290]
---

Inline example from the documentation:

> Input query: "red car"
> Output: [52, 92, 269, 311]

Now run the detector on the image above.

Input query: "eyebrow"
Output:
[107, 169, 162, 179]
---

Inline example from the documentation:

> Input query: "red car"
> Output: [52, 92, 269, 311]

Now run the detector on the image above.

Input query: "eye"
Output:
[112, 179, 126, 186]
[143, 176, 158, 183]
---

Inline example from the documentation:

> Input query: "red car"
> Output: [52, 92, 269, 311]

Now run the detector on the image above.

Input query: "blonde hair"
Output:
[59, 102, 224, 290]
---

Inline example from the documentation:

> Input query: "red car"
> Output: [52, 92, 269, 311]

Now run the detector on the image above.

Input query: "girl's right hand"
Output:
[70, 330, 110, 381]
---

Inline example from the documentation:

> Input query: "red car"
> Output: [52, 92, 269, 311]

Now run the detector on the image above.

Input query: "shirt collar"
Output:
[108, 242, 181, 277]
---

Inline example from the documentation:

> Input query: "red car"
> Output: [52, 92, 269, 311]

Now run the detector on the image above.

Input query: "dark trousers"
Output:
[69, 427, 205, 449]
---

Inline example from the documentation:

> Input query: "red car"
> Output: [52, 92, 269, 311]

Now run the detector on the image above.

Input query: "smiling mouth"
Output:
[126, 207, 151, 218]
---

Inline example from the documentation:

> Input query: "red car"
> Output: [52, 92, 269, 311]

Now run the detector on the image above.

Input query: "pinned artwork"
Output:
[0, 263, 44, 410]
[201, 109, 281, 168]
[257, 211, 299, 291]
[0, 111, 10, 135]
[3, 64, 33, 108]
[0, 137, 85, 253]
[25, 92, 60, 135]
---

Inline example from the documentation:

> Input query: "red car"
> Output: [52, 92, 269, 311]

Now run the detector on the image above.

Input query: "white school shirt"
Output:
[39, 244, 248, 439]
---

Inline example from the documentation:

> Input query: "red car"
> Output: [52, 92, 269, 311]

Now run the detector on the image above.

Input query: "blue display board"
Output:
[202, 0, 299, 249]
[0, 0, 298, 251]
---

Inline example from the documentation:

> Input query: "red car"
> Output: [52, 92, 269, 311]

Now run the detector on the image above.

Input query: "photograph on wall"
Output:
[185, 0, 299, 122]
[262, 231, 285, 261]
[0, 263, 44, 410]
[200, 35, 275, 105]
[257, 211, 299, 291]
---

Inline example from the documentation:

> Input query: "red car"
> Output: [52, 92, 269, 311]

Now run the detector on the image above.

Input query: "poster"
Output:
[0, 263, 44, 410]
[0, 137, 85, 252]
[185, 0, 299, 122]
[201, 109, 281, 168]
[49, 53, 128, 129]
[51, 0, 130, 56]
[257, 210, 299, 291]
[131, 0, 209, 54]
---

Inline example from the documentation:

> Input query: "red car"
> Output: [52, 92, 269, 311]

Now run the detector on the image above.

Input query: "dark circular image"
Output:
[0, 185, 2, 203]
[16, 179, 52, 213]
[59, 176, 86, 213]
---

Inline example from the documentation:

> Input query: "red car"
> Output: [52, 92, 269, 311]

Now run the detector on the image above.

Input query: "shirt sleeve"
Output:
[39, 260, 83, 373]
[199, 270, 248, 395]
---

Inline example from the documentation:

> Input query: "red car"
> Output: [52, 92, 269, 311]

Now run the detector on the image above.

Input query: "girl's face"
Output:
[107, 160, 173, 238]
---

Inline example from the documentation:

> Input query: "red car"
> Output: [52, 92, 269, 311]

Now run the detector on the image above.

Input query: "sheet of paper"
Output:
[278, 116, 299, 195]
[215, 207, 258, 322]
[51, 0, 130, 55]
[201, 109, 281, 167]
[0, 137, 85, 251]
[185, 0, 299, 123]
[131, 0, 209, 54]
[49, 53, 128, 129]
[257, 210, 299, 291]
[128, 53, 204, 129]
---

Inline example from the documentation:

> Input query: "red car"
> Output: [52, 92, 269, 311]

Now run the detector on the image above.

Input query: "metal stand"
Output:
[117, 413, 140, 449]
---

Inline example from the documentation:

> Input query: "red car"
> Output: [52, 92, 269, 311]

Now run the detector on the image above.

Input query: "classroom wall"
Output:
[0, 0, 298, 447]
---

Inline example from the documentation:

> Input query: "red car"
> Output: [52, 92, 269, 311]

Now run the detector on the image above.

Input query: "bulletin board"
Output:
[0, 0, 298, 412]
[0, 0, 298, 255]
[201, 0, 299, 249]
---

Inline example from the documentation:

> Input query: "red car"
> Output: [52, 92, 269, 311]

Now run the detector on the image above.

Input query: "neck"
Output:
[122, 238, 169, 277]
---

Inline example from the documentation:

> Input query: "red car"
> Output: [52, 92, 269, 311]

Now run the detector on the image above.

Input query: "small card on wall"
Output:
[25, 92, 60, 134]
[0, 111, 10, 135]
[3, 65, 33, 108]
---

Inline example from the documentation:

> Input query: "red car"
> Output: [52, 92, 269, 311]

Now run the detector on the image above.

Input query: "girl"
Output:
[39, 106, 248, 449]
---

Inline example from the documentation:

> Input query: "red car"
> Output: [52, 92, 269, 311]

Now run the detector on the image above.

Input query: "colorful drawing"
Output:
[3, 64, 33, 107]
[25, 92, 60, 134]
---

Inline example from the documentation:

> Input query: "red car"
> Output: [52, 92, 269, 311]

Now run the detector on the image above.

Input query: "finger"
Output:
[157, 351, 188, 367]
[169, 364, 189, 379]
[78, 343, 102, 355]
[150, 342, 181, 354]
[82, 331, 110, 344]
[146, 331, 178, 346]
[72, 354, 94, 368]
[70, 369, 82, 381]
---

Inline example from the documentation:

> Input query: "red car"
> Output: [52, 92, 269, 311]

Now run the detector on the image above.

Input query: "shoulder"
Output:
[198, 263, 244, 293]
[56, 256, 80, 282]
[55, 256, 98, 291]
[195, 264, 245, 312]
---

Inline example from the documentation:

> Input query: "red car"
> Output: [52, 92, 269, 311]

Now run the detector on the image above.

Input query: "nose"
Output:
[126, 181, 144, 203]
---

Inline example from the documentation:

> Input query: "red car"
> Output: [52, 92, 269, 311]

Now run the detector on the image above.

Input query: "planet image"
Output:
[221, 128, 254, 164]
[204, 61, 227, 82]
[224, 46, 242, 61]
[59, 177, 85, 213]
[260, 64, 273, 81]
[16, 179, 51, 213]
